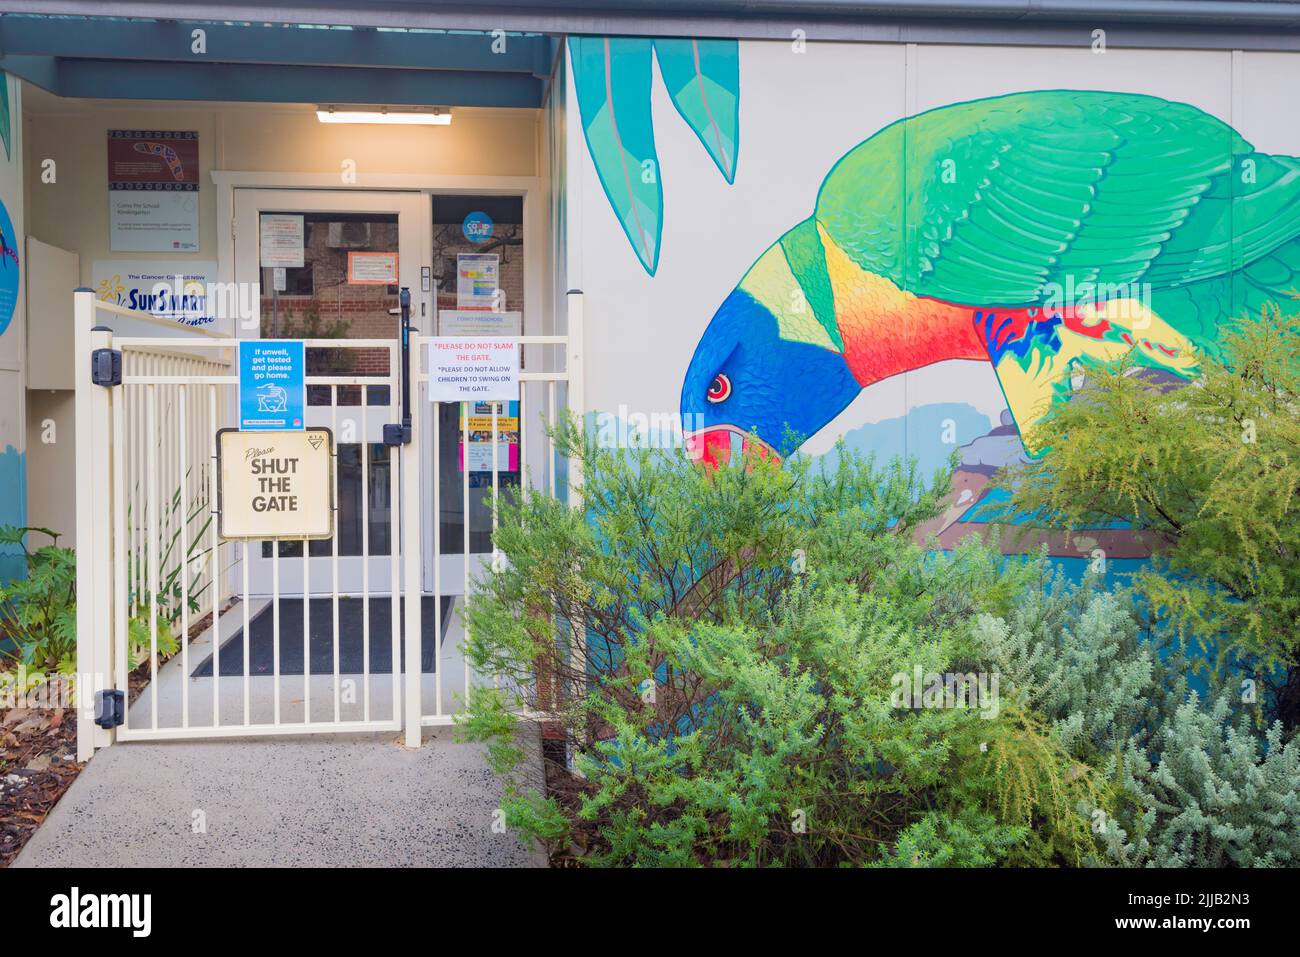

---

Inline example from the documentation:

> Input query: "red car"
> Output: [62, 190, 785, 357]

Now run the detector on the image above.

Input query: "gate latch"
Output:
[382, 422, 411, 446]
[94, 689, 125, 729]
[90, 348, 122, 387]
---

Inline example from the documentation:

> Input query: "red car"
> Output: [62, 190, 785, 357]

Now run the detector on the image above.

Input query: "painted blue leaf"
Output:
[0, 73, 10, 163]
[654, 39, 740, 184]
[569, 37, 662, 275]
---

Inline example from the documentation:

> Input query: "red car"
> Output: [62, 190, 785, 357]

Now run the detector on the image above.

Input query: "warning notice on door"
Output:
[217, 428, 334, 540]
[427, 338, 518, 402]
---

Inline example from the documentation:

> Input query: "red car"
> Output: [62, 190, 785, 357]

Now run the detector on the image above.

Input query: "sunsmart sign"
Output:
[238, 340, 305, 431]
[217, 428, 334, 540]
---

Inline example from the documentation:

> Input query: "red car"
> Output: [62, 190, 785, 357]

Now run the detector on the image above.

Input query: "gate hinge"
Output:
[90, 348, 123, 387]
[94, 689, 125, 729]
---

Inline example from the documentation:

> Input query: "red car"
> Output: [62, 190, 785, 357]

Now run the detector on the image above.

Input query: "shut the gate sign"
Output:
[217, 428, 334, 540]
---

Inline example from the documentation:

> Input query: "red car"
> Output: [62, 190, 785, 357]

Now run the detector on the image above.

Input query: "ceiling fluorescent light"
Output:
[316, 108, 451, 126]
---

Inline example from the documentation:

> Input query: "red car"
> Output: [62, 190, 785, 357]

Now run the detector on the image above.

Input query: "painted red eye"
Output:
[707, 373, 732, 403]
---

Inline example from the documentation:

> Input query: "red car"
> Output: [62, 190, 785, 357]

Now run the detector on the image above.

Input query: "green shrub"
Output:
[459, 424, 1106, 866]
[970, 571, 1300, 867]
[1001, 309, 1300, 728]
[0, 524, 177, 680]
[0, 526, 77, 674]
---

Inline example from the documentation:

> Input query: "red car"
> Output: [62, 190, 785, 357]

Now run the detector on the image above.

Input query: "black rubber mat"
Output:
[191, 595, 454, 677]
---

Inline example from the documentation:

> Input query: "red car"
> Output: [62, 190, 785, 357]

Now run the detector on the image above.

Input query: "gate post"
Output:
[402, 336, 424, 747]
[74, 289, 116, 760]
[565, 289, 585, 505]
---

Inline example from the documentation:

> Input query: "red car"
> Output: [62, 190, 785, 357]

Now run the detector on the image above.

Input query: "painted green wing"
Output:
[653, 39, 740, 183]
[569, 37, 662, 275]
[816, 90, 1300, 338]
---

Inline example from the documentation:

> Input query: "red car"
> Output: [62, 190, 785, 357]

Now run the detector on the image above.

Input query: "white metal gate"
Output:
[74, 289, 582, 757]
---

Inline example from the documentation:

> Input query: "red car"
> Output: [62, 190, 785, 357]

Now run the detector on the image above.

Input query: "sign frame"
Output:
[216, 427, 336, 541]
[426, 337, 519, 403]
[238, 339, 306, 431]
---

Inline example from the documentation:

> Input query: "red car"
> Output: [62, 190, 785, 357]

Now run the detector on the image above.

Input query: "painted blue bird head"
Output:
[680, 282, 861, 466]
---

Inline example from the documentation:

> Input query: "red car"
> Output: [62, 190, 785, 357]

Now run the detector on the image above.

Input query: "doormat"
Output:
[191, 595, 454, 677]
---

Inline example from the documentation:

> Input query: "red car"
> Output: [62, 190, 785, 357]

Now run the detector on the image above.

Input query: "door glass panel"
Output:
[254, 209, 401, 560]
[431, 195, 524, 555]
[257, 211, 398, 408]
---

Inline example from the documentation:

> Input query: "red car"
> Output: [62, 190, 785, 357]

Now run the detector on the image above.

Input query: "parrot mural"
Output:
[680, 90, 1300, 477]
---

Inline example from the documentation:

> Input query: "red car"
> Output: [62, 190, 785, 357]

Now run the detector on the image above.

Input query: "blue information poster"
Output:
[238, 340, 305, 431]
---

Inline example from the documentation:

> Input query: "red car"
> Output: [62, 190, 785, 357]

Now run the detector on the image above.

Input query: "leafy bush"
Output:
[0, 525, 177, 680]
[1002, 308, 1300, 728]
[0, 527, 77, 674]
[460, 424, 1107, 866]
[970, 571, 1300, 867]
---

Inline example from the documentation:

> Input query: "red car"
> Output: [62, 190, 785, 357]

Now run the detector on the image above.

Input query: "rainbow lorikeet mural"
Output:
[680, 90, 1300, 484]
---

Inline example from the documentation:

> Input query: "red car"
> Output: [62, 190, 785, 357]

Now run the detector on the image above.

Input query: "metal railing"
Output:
[74, 287, 585, 757]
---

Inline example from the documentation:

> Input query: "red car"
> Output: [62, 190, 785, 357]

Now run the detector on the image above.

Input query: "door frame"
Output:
[231, 187, 425, 596]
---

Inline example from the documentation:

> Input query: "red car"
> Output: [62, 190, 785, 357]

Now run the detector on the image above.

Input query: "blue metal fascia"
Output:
[0, 15, 554, 73]
[0, 55, 545, 107]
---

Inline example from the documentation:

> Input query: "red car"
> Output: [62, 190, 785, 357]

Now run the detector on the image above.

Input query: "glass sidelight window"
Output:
[431, 195, 525, 555]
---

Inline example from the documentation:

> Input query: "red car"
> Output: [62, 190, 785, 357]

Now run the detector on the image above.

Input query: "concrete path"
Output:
[13, 727, 546, 867]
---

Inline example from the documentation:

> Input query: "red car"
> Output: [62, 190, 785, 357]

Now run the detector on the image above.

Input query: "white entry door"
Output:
[233, 188, 426, 596]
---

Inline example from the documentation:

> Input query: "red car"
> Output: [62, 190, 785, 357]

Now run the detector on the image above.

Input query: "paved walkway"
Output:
[13, 727, 545, 867]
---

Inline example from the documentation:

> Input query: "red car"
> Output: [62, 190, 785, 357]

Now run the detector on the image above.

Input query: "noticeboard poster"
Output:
[456, 253, 499, 310]
[107, 130, 200, 252]
[459, 401, 519, 473]
[259, 214, 305, 268]
[426, 338, 518, 403]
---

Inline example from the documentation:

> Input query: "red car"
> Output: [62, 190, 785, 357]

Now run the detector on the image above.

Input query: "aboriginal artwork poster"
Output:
[108, 129, 200, 252]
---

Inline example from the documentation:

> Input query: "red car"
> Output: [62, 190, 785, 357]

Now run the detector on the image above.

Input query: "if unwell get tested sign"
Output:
[217, 429, 334, 540]
[427, 338, 518, 402]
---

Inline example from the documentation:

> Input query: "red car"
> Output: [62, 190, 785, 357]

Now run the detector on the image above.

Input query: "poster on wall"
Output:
[107, 130, 200, 252]
[92, 260, 219, 330]
[456, 253, 499, 309]
[459, 401, 519, 473]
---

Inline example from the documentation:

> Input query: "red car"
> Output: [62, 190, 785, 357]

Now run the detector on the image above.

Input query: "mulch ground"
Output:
[0, 602, 234, 867]
[0, 707, 81, 867]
